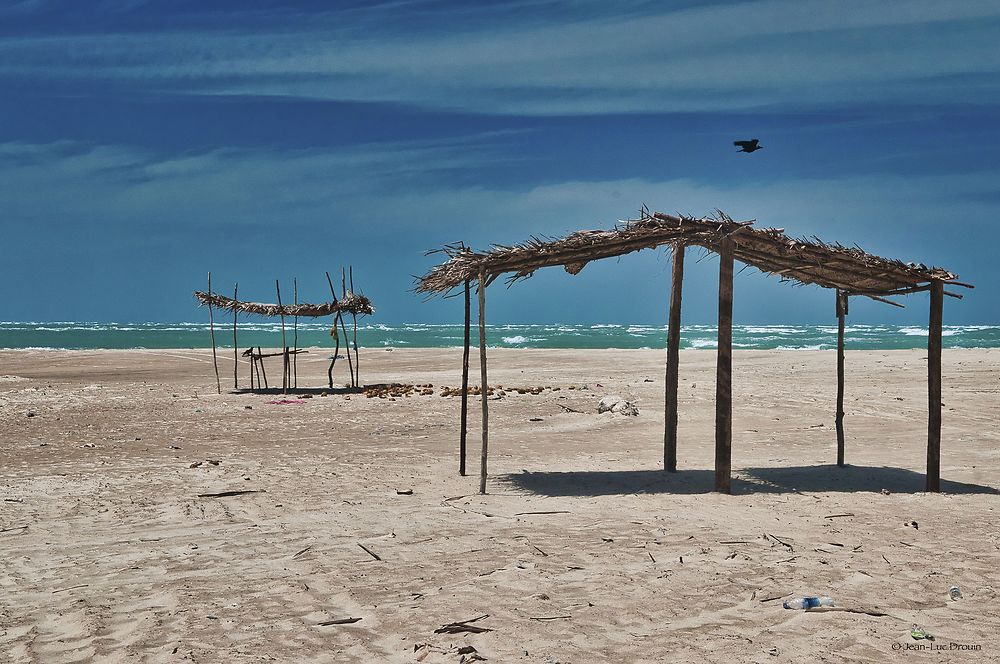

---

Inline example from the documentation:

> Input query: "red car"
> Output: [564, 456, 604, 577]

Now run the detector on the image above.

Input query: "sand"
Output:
[1, 347, 998, 663]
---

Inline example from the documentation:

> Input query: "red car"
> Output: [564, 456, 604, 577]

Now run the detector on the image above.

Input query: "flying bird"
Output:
[734, 138, 763, 153]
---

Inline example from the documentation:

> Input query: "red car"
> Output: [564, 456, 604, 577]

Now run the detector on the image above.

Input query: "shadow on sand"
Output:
[504, 465, 999, 496]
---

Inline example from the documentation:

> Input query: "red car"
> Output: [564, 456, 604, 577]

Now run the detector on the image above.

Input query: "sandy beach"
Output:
[1, 347, 998, 662]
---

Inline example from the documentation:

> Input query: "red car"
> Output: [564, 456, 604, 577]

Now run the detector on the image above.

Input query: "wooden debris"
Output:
[357, 543, 382, 561]
[759, 593, 790, 603]
[823, 513, 855, 519]
[434, 614, 492, 634]
[0, 525, 29, 534]
[318, 617, 362, 626]
[514, 511, 570, 516]
[197, 490, 263, 498]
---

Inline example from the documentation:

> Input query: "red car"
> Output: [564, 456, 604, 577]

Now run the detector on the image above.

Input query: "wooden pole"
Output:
[664, 244, 685, 472]
[293, 278, 298, 390]
[835, 289, 847, 467]
[338, 270, 356, 388]
[478, 270, 489, 495]
[207, 272, 221, 394]
[276, 280, 287, 394]
[258, 346, 268, 389]
[350, 267, 359, 387]
[460, 279, 471, 476]
[325, 272, 341, 388]
[714, 238, 734, 494]
[339, 308, 355, 387]
[926, 281, 943, 493]
[233, 283, 239, 390]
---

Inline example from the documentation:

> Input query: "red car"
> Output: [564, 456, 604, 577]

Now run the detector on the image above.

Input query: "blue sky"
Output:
[2, 0, 997, 325]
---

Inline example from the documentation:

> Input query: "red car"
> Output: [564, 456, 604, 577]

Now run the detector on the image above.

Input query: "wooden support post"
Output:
[233, 283, 239, 390]
[350, 267, 359, 387]
[325, 272, 341, 389]
[339, 309, 354, 387]
[276, 280, 288, 394]
[460, 279, 471, 476]
[664, 244, 685, 472]
[338, 270, 356, 388]
[207, 272, 221, 394]
[714, 238, 734, 494]
[258, 346, 268, 389]
[926, 281, 943, 493]
[293, 278, 298, 390]
[478, 270, 489, 495]
[835, 289, 847, 467]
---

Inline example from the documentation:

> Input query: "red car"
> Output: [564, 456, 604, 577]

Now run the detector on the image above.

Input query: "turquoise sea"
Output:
[1, 322, 998, 351]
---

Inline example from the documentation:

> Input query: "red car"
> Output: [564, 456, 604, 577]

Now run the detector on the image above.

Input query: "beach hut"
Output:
[416, 211, 972, 494]
[195, 270, 374, 394]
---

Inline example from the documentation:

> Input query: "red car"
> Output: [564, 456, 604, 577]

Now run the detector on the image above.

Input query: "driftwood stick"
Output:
[357, 542, 382, 561]
[478, 270, 489, 495]
[460, 279, 471, 476]
[207, 272, 221, 394]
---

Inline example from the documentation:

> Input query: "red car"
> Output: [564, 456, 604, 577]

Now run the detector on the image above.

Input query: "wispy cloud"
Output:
[2, 0, 999, 114]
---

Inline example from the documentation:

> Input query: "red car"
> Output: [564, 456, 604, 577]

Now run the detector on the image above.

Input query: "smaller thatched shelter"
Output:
[194, 270, 374, 394]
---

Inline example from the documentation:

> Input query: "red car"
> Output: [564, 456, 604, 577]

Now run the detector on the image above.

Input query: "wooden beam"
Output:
[460, 279, 471, 476]
[836, 290, 846, 467]
[715, 238, 734, 494]
[664, 244, 685, 472]
[926, 281, 943, 492]
[478, 270, 490, 495]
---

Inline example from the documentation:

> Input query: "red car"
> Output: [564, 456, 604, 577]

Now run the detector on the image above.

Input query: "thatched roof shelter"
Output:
[194, 291, 374, 318]
[417, 211, 967, 302]
[418, 209, 972, 496]
[194, 270, 373, 396]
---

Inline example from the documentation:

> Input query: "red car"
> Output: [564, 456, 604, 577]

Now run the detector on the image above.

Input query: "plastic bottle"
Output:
[783, 596, 834, 610]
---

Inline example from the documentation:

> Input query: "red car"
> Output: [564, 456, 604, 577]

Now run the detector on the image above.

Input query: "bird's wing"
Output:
[733, 140, 749, 147]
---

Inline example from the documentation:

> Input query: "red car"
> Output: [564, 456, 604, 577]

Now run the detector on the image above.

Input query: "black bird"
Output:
[734, 138, 763, 153]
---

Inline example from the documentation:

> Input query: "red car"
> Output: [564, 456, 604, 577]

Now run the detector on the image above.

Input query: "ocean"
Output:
[1, 322, 998, 351]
